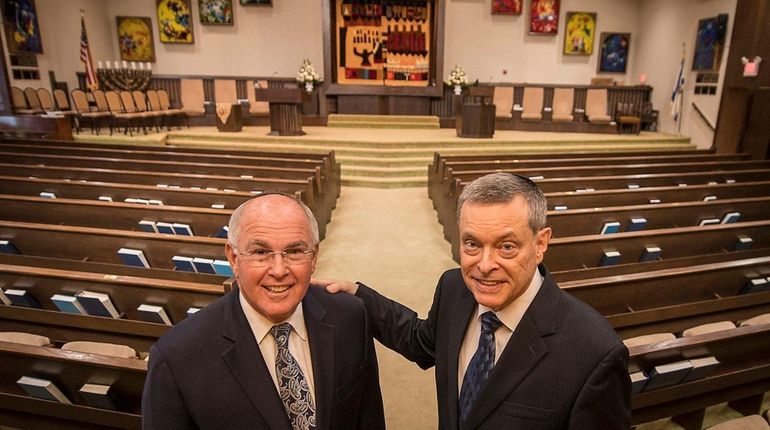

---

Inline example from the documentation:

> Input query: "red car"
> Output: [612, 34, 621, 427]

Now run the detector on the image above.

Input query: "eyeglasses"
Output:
[233, 246, 315, 266]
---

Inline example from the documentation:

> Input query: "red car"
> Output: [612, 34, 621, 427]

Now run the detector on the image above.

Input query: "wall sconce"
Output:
[741, 56, 762, 77]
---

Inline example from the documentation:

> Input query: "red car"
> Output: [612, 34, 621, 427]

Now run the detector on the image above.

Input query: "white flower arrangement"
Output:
[296, 59, 321, 85]
[445, 64, 468, 87]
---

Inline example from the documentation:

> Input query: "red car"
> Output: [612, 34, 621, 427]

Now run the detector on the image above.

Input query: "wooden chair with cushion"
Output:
[36, 88, 55, 112]
[520, 86, 544, 121]
[0, 332, 51, 346]
[146, 89, 174, 130]
[551, 88, 575, 122]
[62, 341, 138, 359]
[104, 90, 141, 136]
[70, 89, 110, 134]
[616, 101, 642, 134]
[585, 88, 612, 124]
[23, 87, 45, 113]
[493, 86, 514, 118]
[640, 101, 659, 131]
[10, 86, 38, 114]
[247, 80, 270, 115]
[180, 78, 206, 117]
[132, 90, 162, 132]
[707, 415, 770, 430]
[158, 89, 188, 128]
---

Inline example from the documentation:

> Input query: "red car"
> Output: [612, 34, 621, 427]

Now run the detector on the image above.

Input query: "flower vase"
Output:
[453, 85, 462, 95]
[305, 82, 314, 93]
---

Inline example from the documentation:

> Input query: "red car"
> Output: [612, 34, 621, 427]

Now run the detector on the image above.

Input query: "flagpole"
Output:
[677, 42, 685, 134]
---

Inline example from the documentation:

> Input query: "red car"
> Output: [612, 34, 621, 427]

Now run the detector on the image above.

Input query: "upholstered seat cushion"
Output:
[551, 88, 574, 122]
[520, 87, 543, 121]
[622, 332, 676, 348]
[62, 341, 137, 359]
[493, 86, 513, 118]
[707, 415, 770, 430]
[682, 321, 736, 337]
[0, 332, 51, 346]
[739, 313, 770, 327]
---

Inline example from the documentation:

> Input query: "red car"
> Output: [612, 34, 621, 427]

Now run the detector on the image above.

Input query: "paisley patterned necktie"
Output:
[458, 311, 503, 423]
[270, 323, 317, 430]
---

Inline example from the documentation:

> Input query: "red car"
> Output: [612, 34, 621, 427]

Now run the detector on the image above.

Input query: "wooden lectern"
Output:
[456, 86, 496, 138]
[255, 87, 310, 136]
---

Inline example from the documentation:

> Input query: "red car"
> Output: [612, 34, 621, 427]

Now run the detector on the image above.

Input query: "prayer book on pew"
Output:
[17, 376, 71, 404]
[528, 175, 544, 181]
[155, 222, 175, 235]
[740, 278, 769, 295]
[600, 222, 621, 235]
[0, 240, 20, 254]
[720, 212, 741, 224]
[211, 204, 226, 209]
[251, 190, 263, 195]
[732, 236, 753, 251]
[213, 259, 234, 277]
[75, 291, 120, 318]
[137, 304, 173, 326]
[192, 257, 217, 274]
[148, 199, 164, 206]
[639, 246, 662, 263]
[4, 289, 40, 308]
[643, 360, 694, 391]
[214, 226, 229, 239]
[630, 371, 648, 394]
[726, 179, 736, 184]
[172, 256, 197, 272]
[0, 288, 11, 305]
[678, 183, 688, 187]
[171, 223, 194, 236]
[186, 307, 201, 317]
[649, 198, 661, 204]
[138, 220, 158, 233]
[625, 217, 647, 232]
[98, 196, 113, 202]
[50, 294, 86, 315]
[599, 251, 621, 267]
[703, 195, 717, 202]
[39, 192, 56, 199]
[79, 383, 120, 411]
[698, 218, 720, 226]
[117, 248, 150, 268]
[627, 184, 640, 189]
[681, 356, 720, 383]
[553, 205, 568, 211]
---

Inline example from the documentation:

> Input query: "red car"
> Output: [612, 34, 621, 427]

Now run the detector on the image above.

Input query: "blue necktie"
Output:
[270, 323, 317, 430]
[458, 311, 503, 423]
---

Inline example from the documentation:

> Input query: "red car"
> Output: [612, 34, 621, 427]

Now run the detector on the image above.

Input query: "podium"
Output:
[255, 87, 310, 136]
[456, 86, 496, 138]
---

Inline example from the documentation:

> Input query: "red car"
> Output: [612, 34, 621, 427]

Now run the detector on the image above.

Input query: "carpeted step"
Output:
[327, 114, 440, 129]
[341, 175, 427, 188]
[341, 165, 426, 178]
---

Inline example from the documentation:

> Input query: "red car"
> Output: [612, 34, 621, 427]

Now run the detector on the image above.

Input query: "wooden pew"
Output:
[0, 341, 144, 429]
[544, 220, 770, 272]
[0, 221, 226, 271]
[629, 324, 770, 429]
[0, 194, 232, 238]
[557, 255, 770, 337]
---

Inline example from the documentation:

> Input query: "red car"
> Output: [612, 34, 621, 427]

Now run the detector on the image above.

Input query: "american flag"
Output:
[80, 14, 98, 90]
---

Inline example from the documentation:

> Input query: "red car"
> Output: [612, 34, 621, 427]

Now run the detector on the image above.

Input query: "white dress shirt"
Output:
[239, 292, 316, 397]
[458, 270, 544, 394]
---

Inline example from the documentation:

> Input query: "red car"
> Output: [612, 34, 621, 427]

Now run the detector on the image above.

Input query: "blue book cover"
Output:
[740, 278, 769, 295]
[117, 248, 150, 268]
[625, 217, 647, 232]
[137, 304, 173, 325]
[155, 222, 175, 235]
[5, 289, 41, 308]
[643, 360, 693, 391]
[0, 240, 20, 254]
[75, 291, 120, 318]
[720, 212, 740, 224]
[172, 256, 197, 272]
[600, 222, 621, 235]
[599, 251, 621, 267]
[192, 258, 216, 274]
[172, 223, 194, 236]
[213, 260, 233, 277]
[50, 294, 86, 315]
[639, 246, 661, 263]
[214, 226, 229, 239]
[138, 220, 158, 233]
[732, 236, 753, 251]
[186, 307, 201, 318]
[17, 376, 71, 404]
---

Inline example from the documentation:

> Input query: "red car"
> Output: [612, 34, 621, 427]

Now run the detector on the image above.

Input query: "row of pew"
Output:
[0, 137, 340, 429]
[429, 150, 770, 429]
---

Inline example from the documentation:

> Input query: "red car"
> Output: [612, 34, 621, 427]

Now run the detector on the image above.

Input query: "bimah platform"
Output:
[215, 103, 243, 132]
[455, 86, 495, 138]
[255, 87, 310, 136]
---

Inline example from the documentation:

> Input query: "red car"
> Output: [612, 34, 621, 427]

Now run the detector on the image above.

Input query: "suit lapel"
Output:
[447, 286, 477, 430]
[462, 266, 561, 430]
[220, 288, 292, 430]
[303, 290, 334, 430]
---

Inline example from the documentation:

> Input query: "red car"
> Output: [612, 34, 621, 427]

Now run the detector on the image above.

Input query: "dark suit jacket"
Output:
[356, 264, 630, 429]
[142, 286, 385, 430]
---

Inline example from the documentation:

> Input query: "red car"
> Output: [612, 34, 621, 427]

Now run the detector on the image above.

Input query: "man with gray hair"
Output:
[143, 193, 385, 430]
[322, 173, 631, 429]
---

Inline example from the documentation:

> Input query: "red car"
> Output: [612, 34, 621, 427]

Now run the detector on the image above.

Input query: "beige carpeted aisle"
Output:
[314, 187, 457, 429]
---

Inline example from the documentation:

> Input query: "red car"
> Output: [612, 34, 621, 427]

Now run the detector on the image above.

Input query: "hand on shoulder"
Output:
[311, 277, 359, 295]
